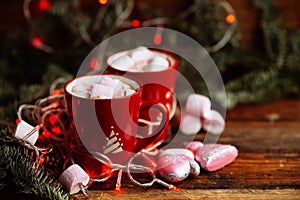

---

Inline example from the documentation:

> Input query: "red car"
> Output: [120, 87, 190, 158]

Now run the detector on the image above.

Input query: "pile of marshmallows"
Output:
[71, 76, 136, 99]
[111, 46, 169, 72]
[157, 142, 238, 183]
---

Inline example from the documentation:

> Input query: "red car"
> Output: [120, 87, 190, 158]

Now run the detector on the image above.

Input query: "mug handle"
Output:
[134, 100, 169, 152]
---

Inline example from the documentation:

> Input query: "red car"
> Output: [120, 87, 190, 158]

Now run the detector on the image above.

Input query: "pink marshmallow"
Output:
[157, 154, 191, 183]
[195, 144, 238, 172]
[186, 94, 211, 119]
[202, 110, 225, 134]
[185, 141, 204, 155]
[90, 84, 114, 99]
[179, 111, 202, 135]
[58, 164, 90, 195]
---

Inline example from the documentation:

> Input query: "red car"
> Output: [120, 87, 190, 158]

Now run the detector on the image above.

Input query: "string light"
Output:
[154, 27, 163, 45]
[38, 0, 51, 11]
[98, 0, 108, 5]
[31, 37, 43, 48]
[225, 14, 235, 24]
[131, 19, 140, 27]
[154, 35, 162, 45]
[89, 57, 98, 69]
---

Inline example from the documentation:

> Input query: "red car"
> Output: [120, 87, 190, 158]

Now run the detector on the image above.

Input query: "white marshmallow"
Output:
[111, 55, 135, 71]
[58, 164, 90, 195]
[186, 94, 211, 119]
[14, 120, 38, 145]
[98, 76, 120, 90]
[113, 81, 131, 97]
[124, 88, 136, 96]
[129, 46, 154, 64]
[90, 84, 114, 99]
[144, 56, 169, 72]
[202, 110, 225, 135]
[179, 111, 202, 135]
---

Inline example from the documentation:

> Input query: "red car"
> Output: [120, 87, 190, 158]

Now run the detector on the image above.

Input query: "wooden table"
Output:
[72, 99, 300, 199]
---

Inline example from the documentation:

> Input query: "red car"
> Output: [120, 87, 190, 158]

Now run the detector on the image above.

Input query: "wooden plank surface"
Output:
[72, 99, 300, 199]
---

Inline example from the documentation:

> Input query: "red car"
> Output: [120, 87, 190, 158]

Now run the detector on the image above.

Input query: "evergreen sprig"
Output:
[0, 131, 69, 200]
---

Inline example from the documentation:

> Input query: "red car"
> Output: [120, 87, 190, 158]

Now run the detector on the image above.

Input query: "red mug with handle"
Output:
[64, 74, 169, 175]
[107, 48, 178, 143]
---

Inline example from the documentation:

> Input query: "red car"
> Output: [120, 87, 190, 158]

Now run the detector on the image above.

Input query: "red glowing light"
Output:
[225, 14, 235, 24]
[90, 57, 98, 69]
[170, 186, 179, 191]
[98, 0, 108, 5]
[131, 19, 140, 27]
[51, 101, 60, 108]
[39, 0, 51, 11]
[114, 186, 123, 193]
[52, 89, 62, 95]
[48, 115, 57, 125]
[51, 126, 62, 134]
[154, 35, 162, 45]
[16, 119, 21, 125]
[31, 37, 43, 47]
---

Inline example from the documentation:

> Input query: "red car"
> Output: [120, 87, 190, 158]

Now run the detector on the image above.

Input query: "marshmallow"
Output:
[113, 81, 131, 97]
[185, 141, 204, 155]
[143, 56, 169, 72]
[195, 144, 238, 172]
[179, 111, 202, 135]
[111, 55, 135, 71]
[160, 148, 194, 160]
[90, 84, 114, 99]
[59, 164, 90, 195]
[157, 154, 191, 183]
[124, 88, 136, 96]
[186, 94, 211, 119]
[129, 46, 154, 64]
[14, 120, 39, 145]
[202, 110, 225, 134]
[98, 76, 120, 90]
[189, 159, 201, 177]
[72, 83, 91, 98]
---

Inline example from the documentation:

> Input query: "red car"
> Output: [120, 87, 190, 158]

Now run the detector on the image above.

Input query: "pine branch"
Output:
[0, 133, 69, 200]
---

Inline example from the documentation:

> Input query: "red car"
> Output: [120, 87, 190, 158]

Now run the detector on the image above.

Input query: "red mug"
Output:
[107, 49, 178, 142]
[64, 75, 169, 170]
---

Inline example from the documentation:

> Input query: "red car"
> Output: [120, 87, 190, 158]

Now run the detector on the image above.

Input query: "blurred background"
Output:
[0, 0, 300, 124]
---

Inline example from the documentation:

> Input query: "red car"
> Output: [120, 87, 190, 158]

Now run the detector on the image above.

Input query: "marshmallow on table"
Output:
[202, 110, 225, 135]
[185, 141, 204, 155]
[186, 94, 211, 119]
[179, 111, 202, 135]
[195, 144, 238, 172]
[143, 56, 169, 72]
[90, 84, 114, 99]
[59, 164, 90, 195]
[157, 148, 199, 182]
[14, 120, 39, 145]
[189, 159, 201, 177]
[111, 54, 135, 71]
[157, 154, 191, 183]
